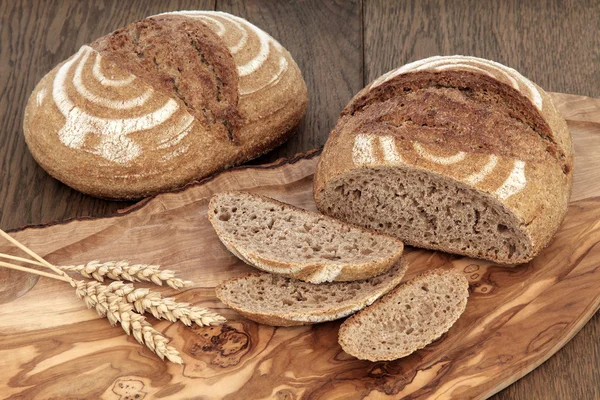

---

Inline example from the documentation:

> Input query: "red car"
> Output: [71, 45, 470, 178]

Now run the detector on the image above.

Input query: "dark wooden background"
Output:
[1, 0, 599, 398]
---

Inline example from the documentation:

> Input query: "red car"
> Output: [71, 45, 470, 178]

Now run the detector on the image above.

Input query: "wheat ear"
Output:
[59, 261, 192, 289]
[75, 280, 183, 364]
[106, 282, 226, 327]
[0, 229, 184, 364]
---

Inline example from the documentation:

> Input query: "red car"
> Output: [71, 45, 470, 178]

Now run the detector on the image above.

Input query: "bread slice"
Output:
[314, 55, 573, 264]
[216, 260, 408, 326]
[208, 191, 404, 283]
[338, 268, 469, 361]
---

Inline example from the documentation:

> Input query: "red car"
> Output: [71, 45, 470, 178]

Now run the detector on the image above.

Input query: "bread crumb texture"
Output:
[339, 268, 469, 361]
[208, 191, 403, 283]
[216, 261, 408, 326]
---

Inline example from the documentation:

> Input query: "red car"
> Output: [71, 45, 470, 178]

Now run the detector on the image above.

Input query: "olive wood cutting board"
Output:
[1, 92, 600, 400]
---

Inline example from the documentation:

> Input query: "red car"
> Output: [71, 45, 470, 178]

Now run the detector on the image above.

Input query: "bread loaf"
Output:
[314, 56, 573, 264]
[208, 191, 404, 283]
[24, 12, 307, 199]
[215, 260, 408, 326]
[338, 268, 469, 361]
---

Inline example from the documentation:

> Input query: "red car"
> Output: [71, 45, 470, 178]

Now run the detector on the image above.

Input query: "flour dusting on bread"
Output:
[350, 133, 528, 201]
[23, 12, 307, 199]
[371, 55, 543, 110]
[51, 46, 194, 165]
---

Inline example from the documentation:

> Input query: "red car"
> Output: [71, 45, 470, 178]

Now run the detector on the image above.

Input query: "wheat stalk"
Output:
[0, 229, 196, 364]
[75, 280, 183, 364]
[0, 260, 73, 282]
[59, 261, 192, 289]
[0, 230, 74, 286]
[108, 282, 226, 327]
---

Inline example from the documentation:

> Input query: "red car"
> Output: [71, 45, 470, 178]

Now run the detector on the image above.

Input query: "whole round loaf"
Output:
[24, 11, 307, 199]
[314, 55, 573, 264]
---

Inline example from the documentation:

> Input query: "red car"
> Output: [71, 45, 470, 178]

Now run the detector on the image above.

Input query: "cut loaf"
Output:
[338, 268, 469, 361]
[208, 191, 404, 283]
[314, 55, 573, 264]
[216, 260, 408, 326]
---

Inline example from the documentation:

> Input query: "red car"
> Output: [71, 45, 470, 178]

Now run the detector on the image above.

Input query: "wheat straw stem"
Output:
[0, 229, 73, 285]
[0, 260, 72, 283]
[0, 253, 46, 267]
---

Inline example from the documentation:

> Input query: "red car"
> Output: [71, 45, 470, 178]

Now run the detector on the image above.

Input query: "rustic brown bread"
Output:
[215, 260, 408, 326]
[314, 55, 573, 264]
[23, 11, 307, 199]
[338, 268, 469, 361]
[208, 191, 404, 283]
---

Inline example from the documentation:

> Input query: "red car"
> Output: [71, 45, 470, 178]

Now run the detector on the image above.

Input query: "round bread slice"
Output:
[23, 12, 307, 199]
[338, 268, 469, 361]
[208, 191, 404, 283]
[216, 260, 408, 326]
[314, 55, 573, 264]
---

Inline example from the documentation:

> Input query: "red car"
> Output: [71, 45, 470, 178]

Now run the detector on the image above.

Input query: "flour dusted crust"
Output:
[23, 12, 307, 199]
[314, 55, 573, 263]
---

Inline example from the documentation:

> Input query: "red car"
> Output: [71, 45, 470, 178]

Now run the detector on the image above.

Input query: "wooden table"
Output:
[1, 1, 598, 398]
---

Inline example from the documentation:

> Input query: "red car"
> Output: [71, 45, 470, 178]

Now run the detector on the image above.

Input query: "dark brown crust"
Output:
[7, 148, 322, 234]
[91, 14, 242, 142]
[346, 89, 553, 164]
[23, 12, 308, 200]
[343, 70, 568, 172]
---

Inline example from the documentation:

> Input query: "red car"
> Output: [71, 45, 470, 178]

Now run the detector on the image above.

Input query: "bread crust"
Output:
[208, 191, 405, 283]
[314, 56, 573, 264]
[23, 11, 307, 199]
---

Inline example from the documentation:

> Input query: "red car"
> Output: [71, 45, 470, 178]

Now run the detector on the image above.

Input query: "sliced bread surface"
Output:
[216, 260, 408, 326]
[208, 191, 404, 283]
[338, 268, 469, 361]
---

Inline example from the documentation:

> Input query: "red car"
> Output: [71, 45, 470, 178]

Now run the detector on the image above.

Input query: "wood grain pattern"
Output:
[0, 93, 599, 399]
[363, 0, 600, 97]
[2, 1, 600, 398]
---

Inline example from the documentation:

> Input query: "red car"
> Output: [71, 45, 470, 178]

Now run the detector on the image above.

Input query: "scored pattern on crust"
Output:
[370, 55, 543, 111]
[51, 45, 195, 166]
[352, 133, 527, 200]
[36, 88, 47, 106]
[413, 142, 466, 165]
[164, 11, 289, 97]
[463, 155, 498, 185]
